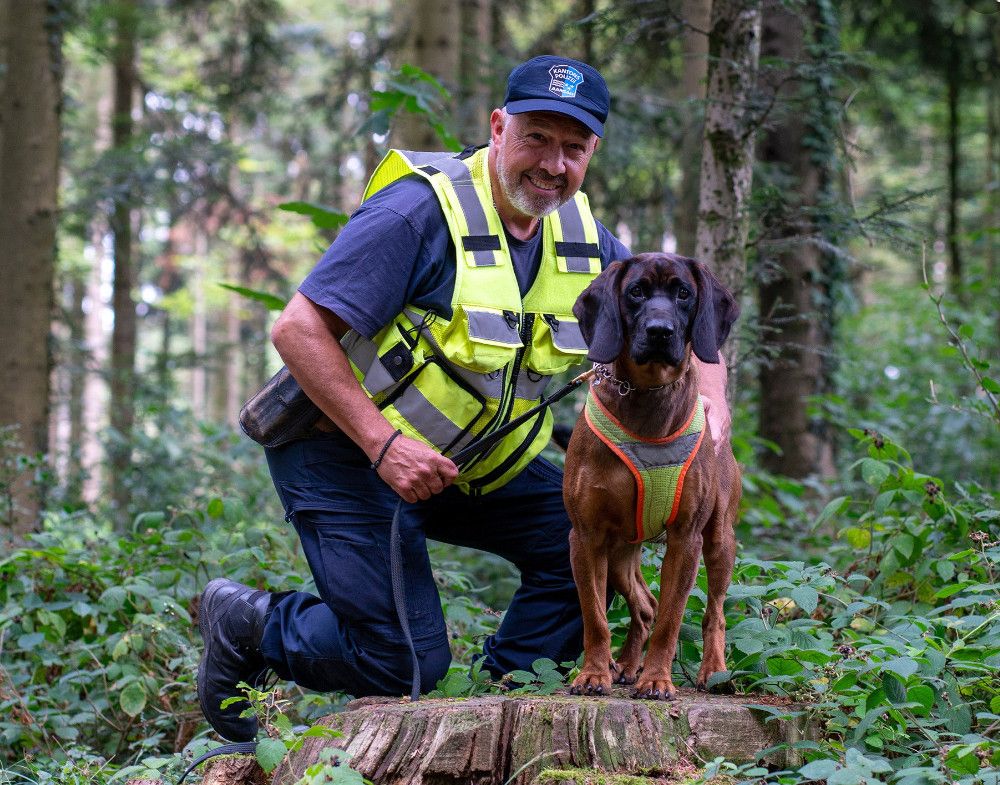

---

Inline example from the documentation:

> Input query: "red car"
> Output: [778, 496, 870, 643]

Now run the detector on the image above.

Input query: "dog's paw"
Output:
[632, 676, 677, 701]
[614, 662, 641, 685]
[570, 671, 613, 696]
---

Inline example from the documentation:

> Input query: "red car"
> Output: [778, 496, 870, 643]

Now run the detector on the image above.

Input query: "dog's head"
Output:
[573, 252, 740, 366]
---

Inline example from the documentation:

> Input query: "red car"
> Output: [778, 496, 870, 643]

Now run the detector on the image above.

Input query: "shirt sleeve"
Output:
[596, 219, 632, 268]
[298, 178, 451, 340]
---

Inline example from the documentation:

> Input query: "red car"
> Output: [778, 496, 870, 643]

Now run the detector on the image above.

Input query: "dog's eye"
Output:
[677, 286, 691, 301]
[628, 284, 644, 299]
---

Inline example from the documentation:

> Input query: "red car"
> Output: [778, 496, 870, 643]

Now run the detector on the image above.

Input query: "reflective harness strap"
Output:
[584, 390, 706, 543]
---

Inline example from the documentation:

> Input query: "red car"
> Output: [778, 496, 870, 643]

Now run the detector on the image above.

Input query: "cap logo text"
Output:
[548, 64, 584, 98]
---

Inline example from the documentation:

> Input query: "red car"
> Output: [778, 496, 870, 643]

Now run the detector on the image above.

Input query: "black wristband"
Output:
[371, 429, 403, 470]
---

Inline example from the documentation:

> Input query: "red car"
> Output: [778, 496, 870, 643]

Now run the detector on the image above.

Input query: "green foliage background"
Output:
[3, 0, 1000, 782]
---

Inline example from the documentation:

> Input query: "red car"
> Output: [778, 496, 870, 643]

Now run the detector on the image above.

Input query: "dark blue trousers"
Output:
[260, 429, 583, 697]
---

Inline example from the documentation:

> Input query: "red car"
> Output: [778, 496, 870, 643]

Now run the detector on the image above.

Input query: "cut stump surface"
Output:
[274, 687, 816, 785]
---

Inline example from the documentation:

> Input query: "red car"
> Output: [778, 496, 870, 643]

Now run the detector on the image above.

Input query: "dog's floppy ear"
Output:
[573, 260, 628, 364]
[689, 260, 740, 364]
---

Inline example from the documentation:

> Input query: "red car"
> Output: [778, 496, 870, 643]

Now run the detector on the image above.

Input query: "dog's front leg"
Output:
[607, 541, 656, 685]
[568, 528, 614, 695]
[633, 528, 703, 700]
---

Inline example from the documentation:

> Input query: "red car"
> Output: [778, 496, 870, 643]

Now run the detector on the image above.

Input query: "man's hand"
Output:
[375, 434, 459, 503]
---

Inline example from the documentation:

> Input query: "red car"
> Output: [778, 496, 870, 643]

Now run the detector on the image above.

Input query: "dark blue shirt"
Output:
[300, 174, 631, 340]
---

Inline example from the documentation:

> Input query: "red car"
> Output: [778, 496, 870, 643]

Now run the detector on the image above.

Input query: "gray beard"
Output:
[495, 151, 567, 219]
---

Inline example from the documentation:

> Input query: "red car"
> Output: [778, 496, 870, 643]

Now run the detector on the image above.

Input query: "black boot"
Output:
[197, 578, 272, 741]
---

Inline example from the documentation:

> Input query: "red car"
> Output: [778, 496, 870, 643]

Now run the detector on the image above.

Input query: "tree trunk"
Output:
[393, 0, 460, 150]
[755, 0, 835, 479]
[945, 39, 962, 295]
[457, 0, 493, 146]
[674, 0, 712, 257]
[109, 0, 139, 529]
[695, 0, 761, 392]
[0, 0, 62, 539]
[274, 690, 815, 785]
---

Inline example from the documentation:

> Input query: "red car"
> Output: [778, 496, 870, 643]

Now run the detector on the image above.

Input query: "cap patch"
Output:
[548, 64, 585, 98]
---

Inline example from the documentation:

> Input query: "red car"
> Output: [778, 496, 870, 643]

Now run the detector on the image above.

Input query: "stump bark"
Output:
[274, 687, 816, 785]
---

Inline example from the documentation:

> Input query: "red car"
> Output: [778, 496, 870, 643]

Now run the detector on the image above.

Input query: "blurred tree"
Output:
[394, 0, 460, 148]
[108, 0, 139, 528]
[755, 0, 840, 478]
[0, 0, 63, 538]
[674, 0, 711, 257]
[695, 0, 762, 393]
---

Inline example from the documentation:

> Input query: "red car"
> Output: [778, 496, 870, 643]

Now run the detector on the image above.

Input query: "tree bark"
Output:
[755, 0, 835, 479]
[695, 0, 761, 394]
[109, 0, 139, 529]
[0, 0, 62, 539]
[275, 690, 815, 785]
[393, 0, 461, 150]
[674, 0, 712, 257]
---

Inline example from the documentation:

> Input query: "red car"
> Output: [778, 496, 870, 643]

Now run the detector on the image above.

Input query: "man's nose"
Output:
[538, 146, 566, 176]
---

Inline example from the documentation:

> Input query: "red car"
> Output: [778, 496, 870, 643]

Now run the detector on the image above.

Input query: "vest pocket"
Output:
[525, 313, 590, 375]
[430, 304, 521, 373]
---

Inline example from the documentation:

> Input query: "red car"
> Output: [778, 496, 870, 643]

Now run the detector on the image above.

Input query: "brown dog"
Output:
[564, 252, 741, 700]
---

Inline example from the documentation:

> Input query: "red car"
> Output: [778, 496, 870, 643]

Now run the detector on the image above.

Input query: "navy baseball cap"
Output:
[503, 55, 610, 138]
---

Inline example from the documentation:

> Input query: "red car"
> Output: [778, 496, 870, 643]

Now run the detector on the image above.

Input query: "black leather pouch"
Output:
[239, 366, 322, 448]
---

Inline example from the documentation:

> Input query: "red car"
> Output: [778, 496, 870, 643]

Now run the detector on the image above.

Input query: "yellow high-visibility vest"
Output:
[341, 146, 602, 493]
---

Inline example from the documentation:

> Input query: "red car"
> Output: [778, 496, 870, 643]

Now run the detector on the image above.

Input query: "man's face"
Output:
[490, 110, 599, 219]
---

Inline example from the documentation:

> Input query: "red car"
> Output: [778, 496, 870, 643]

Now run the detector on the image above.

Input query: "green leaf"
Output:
[766, 657, 803, 676]
[936, 560, 955, 581]
[982, 377, 1000, 394]
[799, 760, 839, 780]
[882, 656, 919, 679]
[791, 585, 819, 615]
[217, 283, 288, 311]
[860, 458, 891, 487]
[119, 681, 147, 718]
[277, 201, 350, 230]
[207, 498, 225, 519]
[991, 695, 1000, 714]
[17, 632, 45, 649]
[815, 496, 850, 527]
[945, 745, 980, 775]
[907, 685, 934, 716]
[882, 672, 907, 704]
[256, 737, 288, 773]
[841, 526, 871, 550]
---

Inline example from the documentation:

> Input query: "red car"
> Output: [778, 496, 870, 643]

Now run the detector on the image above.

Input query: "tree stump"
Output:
[274, 687, 816, 785]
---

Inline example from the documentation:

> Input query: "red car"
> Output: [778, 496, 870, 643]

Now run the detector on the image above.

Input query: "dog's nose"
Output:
[646, 320, 676, 341]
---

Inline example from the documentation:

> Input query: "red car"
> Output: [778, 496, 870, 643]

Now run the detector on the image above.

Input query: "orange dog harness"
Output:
[584, 388, 706, 543]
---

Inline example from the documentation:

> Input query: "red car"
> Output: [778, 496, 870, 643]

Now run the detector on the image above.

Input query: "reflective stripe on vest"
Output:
[584, 389, 706, 543]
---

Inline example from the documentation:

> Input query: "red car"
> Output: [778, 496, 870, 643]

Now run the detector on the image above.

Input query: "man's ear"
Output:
[688, 259, 740, 364]
[573, 260, 629, 364]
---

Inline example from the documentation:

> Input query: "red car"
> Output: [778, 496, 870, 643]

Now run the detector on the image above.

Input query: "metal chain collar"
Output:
[591, 363, 689, 396]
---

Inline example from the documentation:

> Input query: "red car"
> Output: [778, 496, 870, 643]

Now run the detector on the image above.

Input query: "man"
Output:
[198, 55, 730, 742]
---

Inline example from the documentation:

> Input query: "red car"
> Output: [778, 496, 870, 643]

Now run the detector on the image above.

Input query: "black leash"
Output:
[390, 499, 421, 702]
[177, 741, 259, 784]
[450, 367, 595, 468]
